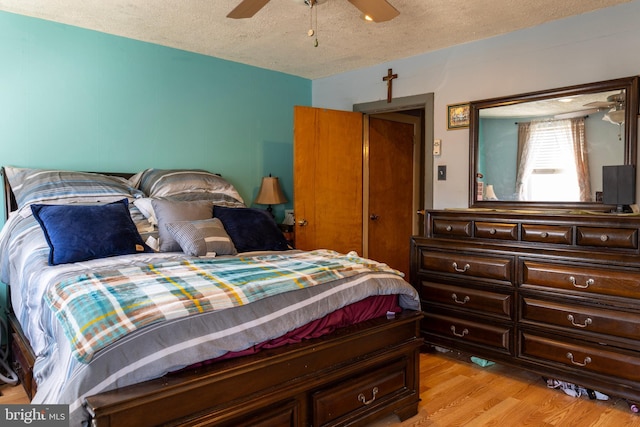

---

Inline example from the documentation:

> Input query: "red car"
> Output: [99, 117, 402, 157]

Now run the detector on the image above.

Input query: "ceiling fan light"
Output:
[348, 0, 399, 23]
[603, 109, 625, 125]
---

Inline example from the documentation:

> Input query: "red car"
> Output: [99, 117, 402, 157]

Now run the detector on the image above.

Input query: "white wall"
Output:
[312, 1, 640, 209]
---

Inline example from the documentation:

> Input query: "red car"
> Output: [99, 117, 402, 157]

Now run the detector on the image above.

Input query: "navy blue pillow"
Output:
[31, 199, 153, 266]
[214, 206, 289, 252]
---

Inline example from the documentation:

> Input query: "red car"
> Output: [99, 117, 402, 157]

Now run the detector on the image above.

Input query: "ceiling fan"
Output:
[227, 0, 400, 22]
[583, 91, 626, 125]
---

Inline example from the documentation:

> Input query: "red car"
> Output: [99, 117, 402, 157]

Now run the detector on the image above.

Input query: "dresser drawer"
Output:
[475, 222, 518, 240]
[576, 226, 638, 249]
[421, 281, 512, 319]
[223, 401, 298, 427]
[521, 260, 640, 299]
[521, 298, 640, 341]
[521, 333, 640, 382]
[432, 219, 472, 237]
[419, 250, 513, 283]
[521, 224, 572, 245]
[423, 312, 511, 351]
[312, 359, 408, 426]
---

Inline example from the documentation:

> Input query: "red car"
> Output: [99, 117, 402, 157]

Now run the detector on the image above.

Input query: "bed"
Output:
[0, 166, 423, 427]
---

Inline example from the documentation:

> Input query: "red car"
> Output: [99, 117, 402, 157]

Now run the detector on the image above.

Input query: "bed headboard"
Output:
[1, 167, 135, 220]
[2, 167, 17, 218]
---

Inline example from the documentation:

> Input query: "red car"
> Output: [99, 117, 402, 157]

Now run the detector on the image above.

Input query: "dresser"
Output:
[410, 209, 640, 402]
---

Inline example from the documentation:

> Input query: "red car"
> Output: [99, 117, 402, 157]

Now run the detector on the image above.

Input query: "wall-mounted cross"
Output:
[382, 68, 398, 103]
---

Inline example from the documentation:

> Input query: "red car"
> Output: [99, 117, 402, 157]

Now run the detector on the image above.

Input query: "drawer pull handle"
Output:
[445, 225, 453, 232]
[489, 228, 497, 235]
[569, 276, 594, 289]
[452, 262, 471, 273]
[357, 387, 379, 406]
[450, 326, 469, 337]
[566, 352, 592, 367]
[567, 314, 593, 328]
[600, 234, 609, 242]
[451, 293, 470, 304]
[540, 232, 549, 238]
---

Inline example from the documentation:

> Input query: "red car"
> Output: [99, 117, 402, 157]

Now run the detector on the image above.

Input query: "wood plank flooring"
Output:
[371, 350, 640, 427]
[0, 379, 29, 404]
[1, 350, 639, 426]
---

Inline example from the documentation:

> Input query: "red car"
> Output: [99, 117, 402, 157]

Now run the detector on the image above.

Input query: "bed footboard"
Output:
[8, 313, 37, 400]
[85, 310, 423, 427]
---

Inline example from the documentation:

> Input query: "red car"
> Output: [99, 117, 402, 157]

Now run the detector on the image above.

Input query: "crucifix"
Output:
[382, 68, 398, 103]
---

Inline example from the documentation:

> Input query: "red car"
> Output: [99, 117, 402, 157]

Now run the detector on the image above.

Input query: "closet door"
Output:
[367, 116, 416, 276]
[293, 106, 363, 254]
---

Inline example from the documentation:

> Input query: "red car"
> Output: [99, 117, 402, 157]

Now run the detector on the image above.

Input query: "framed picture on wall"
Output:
[447, 103, 470, 130]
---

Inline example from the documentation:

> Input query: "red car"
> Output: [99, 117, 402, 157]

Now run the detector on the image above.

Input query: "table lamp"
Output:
[254, 174, 287, 217]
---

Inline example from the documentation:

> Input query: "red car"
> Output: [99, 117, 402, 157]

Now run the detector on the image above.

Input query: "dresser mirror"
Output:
[469, 76, 639, 210]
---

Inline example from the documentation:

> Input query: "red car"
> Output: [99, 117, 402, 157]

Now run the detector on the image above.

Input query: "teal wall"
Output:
[0, 11, 311, 225]
[0, 11, 310, 317]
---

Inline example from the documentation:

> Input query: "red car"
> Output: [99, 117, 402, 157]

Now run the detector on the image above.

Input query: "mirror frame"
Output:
[469, 76, 639, 211]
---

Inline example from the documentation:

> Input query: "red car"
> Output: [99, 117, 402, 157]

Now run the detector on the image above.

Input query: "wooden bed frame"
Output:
[2, 169, 424, 426]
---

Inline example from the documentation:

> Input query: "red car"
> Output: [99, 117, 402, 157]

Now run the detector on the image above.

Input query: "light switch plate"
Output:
[438, 165, 447, 181]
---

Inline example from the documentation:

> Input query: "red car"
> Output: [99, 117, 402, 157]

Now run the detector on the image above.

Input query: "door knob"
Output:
[417, 209, 426, 215]
[370, 214, 379, 221]
[297, 219, 308, 226]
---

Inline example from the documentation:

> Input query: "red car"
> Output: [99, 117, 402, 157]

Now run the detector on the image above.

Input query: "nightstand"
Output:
[279, 224, 295, 248]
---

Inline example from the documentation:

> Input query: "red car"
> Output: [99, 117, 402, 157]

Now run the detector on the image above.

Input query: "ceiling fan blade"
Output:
[227, 0, 270, 19]
[583, 101, 615, 108]
[348, 0, 399, 22]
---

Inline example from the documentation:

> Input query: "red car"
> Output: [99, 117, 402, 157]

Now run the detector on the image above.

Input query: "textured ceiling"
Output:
[0, 0, 632, 79]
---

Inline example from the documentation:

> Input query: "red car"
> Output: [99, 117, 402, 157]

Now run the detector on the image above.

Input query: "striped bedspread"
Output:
[45, 249, 403, 363]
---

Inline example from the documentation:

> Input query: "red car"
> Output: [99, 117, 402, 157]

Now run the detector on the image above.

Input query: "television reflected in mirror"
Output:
[469, 76, 638, 211]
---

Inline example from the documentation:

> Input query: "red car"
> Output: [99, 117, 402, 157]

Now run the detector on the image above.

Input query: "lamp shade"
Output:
[254, 176, 287, 205]
[485, 184, 498, 200]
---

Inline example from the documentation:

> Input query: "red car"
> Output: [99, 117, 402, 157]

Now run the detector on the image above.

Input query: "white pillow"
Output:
[133, 198, 158, 225]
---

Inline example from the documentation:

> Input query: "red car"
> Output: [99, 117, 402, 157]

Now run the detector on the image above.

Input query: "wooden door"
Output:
[293, 106, 363, 254]
[367, 116, 417, 276]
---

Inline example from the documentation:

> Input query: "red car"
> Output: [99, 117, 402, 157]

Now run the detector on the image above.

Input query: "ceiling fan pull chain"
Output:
[306, 0, 318, 47]
[308, 1, 314, 37]
[314, 1, 319, 47]
[308, 1, 315, 36]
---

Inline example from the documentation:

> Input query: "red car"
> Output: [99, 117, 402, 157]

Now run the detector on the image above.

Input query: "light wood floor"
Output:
[0, 378, 28, 404]
[372, 350, 640, 427]
[1, 350, 639, 426]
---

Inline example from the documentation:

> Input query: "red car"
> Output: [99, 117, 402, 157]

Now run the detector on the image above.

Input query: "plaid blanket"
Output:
[45, 250, 403, 363]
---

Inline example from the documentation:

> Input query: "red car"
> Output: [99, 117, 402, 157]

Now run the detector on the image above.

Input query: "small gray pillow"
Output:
[152, 199, 214, 252]
[165, 218, 237, 256]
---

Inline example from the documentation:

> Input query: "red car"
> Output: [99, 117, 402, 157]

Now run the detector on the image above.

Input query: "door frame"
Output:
[353, 93, 434, 256]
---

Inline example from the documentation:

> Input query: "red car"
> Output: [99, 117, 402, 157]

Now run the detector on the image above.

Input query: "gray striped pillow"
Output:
[135, 169, 245, 207]
[165, 218, 237, 256]
[5, 167, 143, 208]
